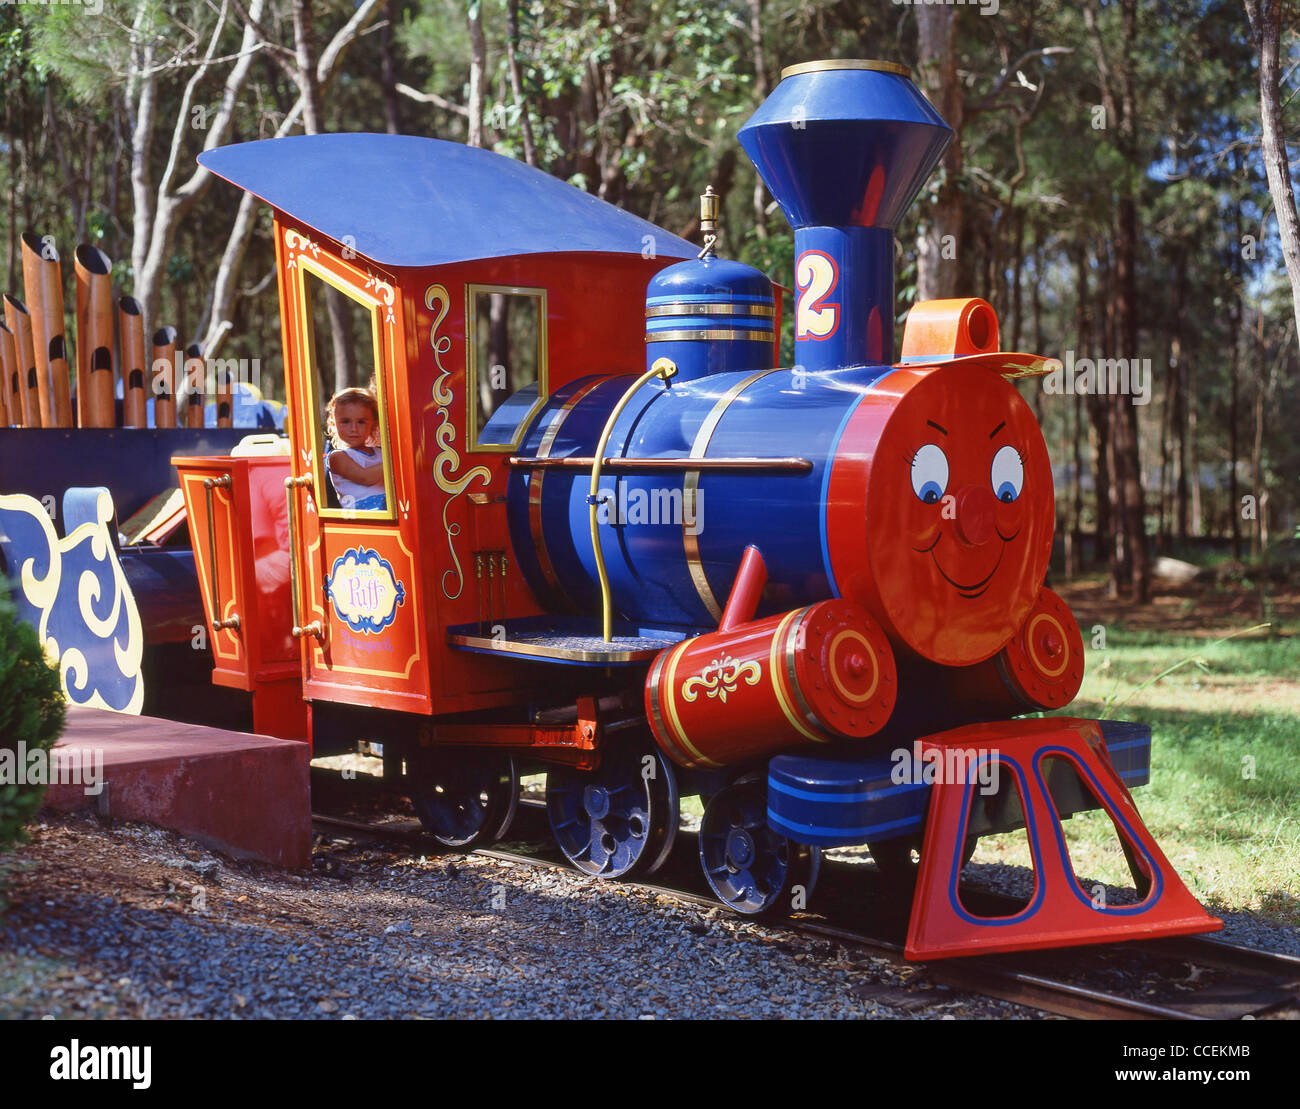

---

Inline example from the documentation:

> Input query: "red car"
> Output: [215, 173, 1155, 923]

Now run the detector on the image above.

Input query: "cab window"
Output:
[467, 285, 547, 450]
[299, 263, 394, 517]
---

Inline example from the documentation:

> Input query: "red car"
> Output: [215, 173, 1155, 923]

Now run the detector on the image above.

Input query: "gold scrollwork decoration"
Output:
[425, 282, 492, 600]
[681, 653, 762, 704]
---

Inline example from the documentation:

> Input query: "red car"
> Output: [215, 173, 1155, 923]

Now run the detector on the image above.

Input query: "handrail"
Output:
[589, 358, 677, 642]
[284, 474, 322, 640]
[507, 455, 812, 473]
[202, 474, 240, 634]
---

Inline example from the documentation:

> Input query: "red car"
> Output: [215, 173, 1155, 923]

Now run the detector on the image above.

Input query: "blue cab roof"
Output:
[198, 134, 697, 269]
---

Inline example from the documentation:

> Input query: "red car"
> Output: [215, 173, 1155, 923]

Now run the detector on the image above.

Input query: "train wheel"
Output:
[698, 776, 820, 915]
[546, 747, 678, 878]
[868, 833, 976, 886]
[410, 751, 519, 849]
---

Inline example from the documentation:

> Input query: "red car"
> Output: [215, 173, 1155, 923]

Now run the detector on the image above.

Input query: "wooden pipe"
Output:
[74, 245, 117, 428]
[119, 297, 148, 428]
[151, 325, 177, 428]
[0, 321, 16, 427]
[214, 352, 234, 427]
[3, 294, 41, 427]
[184, 341, 205, 428]
[20, 231, 74, 426]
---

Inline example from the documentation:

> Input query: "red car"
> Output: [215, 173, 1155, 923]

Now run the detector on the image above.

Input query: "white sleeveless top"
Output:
[328, 445, 384, 509]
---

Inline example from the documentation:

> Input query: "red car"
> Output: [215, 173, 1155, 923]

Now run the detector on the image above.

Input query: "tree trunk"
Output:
[1250, 309, 1265, 558]
[1244, 0, 1300, 344]
[1069, 242, 1088, 575]
[200, 0, 385, 355]
[915, 5, 962, 300]
[505, 0, 538, 166]
[1004, 209, 1018, 341]
[1164, 328, 1175, 553]
[749, 0, 769, 239]
[132, 0, 266, 337]
[127, 0, 157, 310]
[1187, 378, 1202, 537]
[5, 79, 17, 293]
[1228, 294, 1241, 558]
[325, 285, 356, 393]
[292, 0, 324, 134]
[468, 3, 486, 149]
[1113, 194, 1148, 601]
[379, 0, 401, 135]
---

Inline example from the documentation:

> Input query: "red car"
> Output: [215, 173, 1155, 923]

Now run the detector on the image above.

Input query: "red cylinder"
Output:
[645, 600, 897, 769]
[944, 587, 1085, 713]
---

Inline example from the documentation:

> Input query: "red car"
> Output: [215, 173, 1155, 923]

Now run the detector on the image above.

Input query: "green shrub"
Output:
[0, 586, 66, 855]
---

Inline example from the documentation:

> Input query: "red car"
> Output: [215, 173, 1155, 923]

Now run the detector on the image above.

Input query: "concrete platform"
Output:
[43, 706, 311, 869]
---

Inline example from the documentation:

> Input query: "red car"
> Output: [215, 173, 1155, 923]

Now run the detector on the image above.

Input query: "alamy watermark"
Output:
[1042, 350, 1152, 406]
[595, 486, 704, 536]
[50, 1041, 150, 1089]
[1, 0, 104, 15]
[0, 741, 103, 797]
[150, 352, 262, 398]
[890, 741, 1001, 796]
[892, 0, 1000, 17]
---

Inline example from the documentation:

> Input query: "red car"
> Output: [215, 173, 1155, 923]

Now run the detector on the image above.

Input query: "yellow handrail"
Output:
[284, 474, 322, 640]
[202, 474, 240, 634]
[589, 358, 677, 641]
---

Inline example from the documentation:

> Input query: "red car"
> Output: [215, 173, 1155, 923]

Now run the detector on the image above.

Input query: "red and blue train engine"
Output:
[180, 59, 1221, 958]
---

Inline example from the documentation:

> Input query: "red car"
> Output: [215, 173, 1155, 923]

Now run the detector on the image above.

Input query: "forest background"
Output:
[2, 0, 1298, 599]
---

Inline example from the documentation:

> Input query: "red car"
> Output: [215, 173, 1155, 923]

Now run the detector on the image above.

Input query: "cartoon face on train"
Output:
[830, 363, 1054, 667]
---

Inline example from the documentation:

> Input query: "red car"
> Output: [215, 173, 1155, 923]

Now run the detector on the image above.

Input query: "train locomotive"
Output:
[179, 59, 1221, 958]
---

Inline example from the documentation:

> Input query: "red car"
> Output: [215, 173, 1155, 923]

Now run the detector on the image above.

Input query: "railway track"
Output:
[310, 805, 1300, 1022]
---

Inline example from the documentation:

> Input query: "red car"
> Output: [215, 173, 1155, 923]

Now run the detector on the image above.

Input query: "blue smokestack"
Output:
[738, 61, 952, 370]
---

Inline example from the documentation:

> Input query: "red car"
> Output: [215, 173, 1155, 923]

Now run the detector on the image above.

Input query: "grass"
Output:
[976, 627, 1300, 926]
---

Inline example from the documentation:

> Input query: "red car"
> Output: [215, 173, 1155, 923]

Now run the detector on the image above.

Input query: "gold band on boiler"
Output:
[659, 640, 719, 768]
[683, 367, 783, 620]
[769, 608, 827, 744]
[529, 378, 606, 599]
[784, 609, 833, 741]
[645, 302, 776, 319]
[646, 329, 775, 344]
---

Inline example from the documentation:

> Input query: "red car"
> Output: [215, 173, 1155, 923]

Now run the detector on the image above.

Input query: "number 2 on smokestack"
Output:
[795, 250, 840, 339]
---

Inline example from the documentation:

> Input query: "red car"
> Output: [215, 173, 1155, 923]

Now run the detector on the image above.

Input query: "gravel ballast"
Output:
[0, 813, 1041, 1020]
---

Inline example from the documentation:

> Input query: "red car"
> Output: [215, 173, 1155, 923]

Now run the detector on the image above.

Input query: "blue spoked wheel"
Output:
[546, 747, 678, 878]
[410, 752, 519, 848]
[699, 776, 820, 915]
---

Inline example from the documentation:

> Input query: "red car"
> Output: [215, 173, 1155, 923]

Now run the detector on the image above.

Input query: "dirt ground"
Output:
[1054, 575, 1298, 636]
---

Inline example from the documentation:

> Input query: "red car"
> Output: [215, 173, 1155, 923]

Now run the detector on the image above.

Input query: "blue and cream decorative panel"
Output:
[0, 488, 144, 715]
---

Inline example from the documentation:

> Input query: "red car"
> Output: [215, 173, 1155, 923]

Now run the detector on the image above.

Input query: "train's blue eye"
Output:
[991, 445, 1024, 503]
[911, 443, 949, 504]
